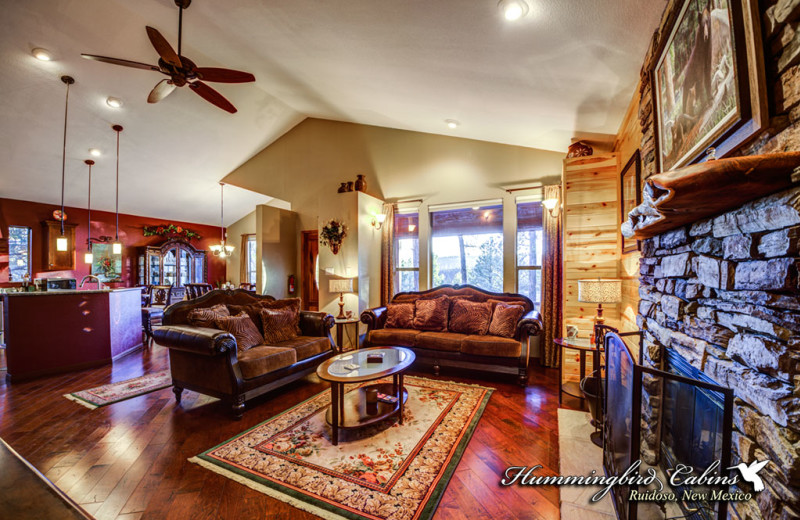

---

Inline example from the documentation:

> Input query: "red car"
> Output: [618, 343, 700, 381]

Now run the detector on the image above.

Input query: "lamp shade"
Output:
[578, 279, 621, 303]
[329, 279, 354, 294]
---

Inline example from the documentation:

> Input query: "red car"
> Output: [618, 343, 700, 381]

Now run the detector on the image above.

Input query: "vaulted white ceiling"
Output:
[0, 0, 666, 225]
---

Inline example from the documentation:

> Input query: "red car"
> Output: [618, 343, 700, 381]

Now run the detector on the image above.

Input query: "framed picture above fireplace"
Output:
[652, 0, 766, 173]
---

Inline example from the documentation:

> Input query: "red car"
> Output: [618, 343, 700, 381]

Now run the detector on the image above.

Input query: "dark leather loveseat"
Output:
[360, 285, 543, 386]
[152, 289, 335, 417]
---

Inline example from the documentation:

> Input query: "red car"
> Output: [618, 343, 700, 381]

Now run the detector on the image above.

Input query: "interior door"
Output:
[301, 230, 319, 311]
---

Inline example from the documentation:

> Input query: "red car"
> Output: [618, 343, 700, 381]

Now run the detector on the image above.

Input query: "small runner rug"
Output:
[64, 370, 172, 409]
[191, 376, 493, 520]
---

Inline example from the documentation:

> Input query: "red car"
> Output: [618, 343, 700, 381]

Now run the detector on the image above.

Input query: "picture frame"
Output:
[91, 243, 122, 283]
[652, 0, 766, 173]
[621, 150, 641, 254]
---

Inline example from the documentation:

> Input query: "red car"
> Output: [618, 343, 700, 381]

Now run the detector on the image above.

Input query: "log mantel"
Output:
[622, 152, 800, 239]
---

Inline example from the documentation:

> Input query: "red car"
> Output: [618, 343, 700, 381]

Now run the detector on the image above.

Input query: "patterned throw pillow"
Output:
[214, 312, 264, 351]
[448, 299, 493, 335]
[412, 296, 450, 332]
[228, 298, 302, 333]
[385, 303, 415, 329]
[488, 302, 526, 338]
[187, 303, 230, 328]
[260, 306, 300, 344]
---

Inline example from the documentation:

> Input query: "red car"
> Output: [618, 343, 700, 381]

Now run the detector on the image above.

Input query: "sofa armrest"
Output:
[516, 310, 543, 338]
[299, 311, 335, 337]
[153, 325, 237, 356]
[360, 306, 387, 331]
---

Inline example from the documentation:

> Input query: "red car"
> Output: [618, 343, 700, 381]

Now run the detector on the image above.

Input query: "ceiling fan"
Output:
[81, 0, 254, 113]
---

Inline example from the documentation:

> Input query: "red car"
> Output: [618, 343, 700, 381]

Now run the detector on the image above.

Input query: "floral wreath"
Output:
[143, 223, 202, 240]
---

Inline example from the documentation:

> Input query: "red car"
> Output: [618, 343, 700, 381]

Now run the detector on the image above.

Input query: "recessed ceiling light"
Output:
[498, 0, 529, 21]
[89, 148, 102, 157]
[106, 96, 123, 108]
[32, 48, 52, 61]
[445, 119, 460, 129]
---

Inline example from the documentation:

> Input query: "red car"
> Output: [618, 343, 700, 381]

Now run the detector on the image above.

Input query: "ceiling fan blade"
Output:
[146, 26, 182, 68]
[189, 81, 237, 113]
[194, 67, 255, 84]
[81, 54, 162, 72]
[148, 79, 176, 103]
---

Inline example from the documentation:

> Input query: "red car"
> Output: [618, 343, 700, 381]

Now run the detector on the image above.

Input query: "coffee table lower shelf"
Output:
[326, 382, 409, 429]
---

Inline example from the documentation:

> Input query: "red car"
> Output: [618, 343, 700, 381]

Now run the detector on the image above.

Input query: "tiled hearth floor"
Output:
[0, 342, 570, 520]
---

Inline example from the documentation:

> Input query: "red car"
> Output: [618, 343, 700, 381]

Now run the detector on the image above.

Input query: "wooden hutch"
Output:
[137, 239, 207, 299]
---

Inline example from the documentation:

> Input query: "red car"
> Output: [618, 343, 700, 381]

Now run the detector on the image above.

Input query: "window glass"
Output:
[430, 205, 503, 293]
[393, 212, 419, 294]
[516, 201, 543, 306]
[8, 226, 31, 282]
[246, 236, 257, 285]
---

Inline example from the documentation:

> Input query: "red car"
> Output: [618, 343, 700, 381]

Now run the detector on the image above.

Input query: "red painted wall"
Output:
[0, 197, 227, 288]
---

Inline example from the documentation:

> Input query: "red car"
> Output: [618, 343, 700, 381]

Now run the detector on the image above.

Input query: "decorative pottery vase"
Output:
[566, 141, 593, 158]
[346, 182, 354, 192]
[330, 242, 341, 255]
[337, 182, 348, 193]
[354, 174, 367, 192]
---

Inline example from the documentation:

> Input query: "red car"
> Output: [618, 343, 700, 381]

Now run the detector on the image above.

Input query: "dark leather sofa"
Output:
[152, 289, 335, 418]
[360, 285, 543, 386]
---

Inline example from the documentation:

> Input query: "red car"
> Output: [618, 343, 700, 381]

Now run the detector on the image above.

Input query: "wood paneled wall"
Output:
[613, 84, 644, 333]
[562, 154, 621, 336]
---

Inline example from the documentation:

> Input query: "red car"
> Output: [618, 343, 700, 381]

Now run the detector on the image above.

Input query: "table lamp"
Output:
[329, 278, 354, 319]
[578, 278, 622, 325]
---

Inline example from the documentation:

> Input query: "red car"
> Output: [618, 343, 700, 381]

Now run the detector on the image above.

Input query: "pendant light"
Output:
[84, 159, 95, 264]
[210, 182, 235, 258]
[56, 75, 75, 252]
[111, 124, 123, 255]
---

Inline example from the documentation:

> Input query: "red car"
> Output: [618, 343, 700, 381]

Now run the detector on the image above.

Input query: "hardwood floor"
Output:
[0, 343, 576, 520]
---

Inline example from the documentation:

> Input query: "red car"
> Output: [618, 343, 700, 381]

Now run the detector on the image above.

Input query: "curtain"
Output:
[239, 234, 249, 284]
[541, 184, 563, 367]
[380, 204, 395, 306]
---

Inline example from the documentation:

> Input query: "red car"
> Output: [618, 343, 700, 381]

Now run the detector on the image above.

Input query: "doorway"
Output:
[301, 230, 319, 311]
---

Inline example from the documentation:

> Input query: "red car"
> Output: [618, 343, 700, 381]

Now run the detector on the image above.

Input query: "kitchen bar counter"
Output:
[1, 288, 143, 381]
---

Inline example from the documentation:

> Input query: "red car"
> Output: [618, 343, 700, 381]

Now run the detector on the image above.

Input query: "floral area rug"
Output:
[191, 376, 493, 520]
[63, 370, 172, 409]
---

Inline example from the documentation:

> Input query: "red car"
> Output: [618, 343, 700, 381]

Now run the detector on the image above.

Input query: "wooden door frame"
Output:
[301, 230, 319, 311]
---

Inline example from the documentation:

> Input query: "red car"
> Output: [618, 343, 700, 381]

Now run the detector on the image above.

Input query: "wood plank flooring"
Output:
[0, 343, 578, 520]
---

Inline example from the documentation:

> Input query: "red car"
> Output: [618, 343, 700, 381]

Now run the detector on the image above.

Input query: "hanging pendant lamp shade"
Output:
[84, 159, 95, 264]
[56, 75, 75, 252]
[210, 182, 235, 258]
[111, 124, 123, 255]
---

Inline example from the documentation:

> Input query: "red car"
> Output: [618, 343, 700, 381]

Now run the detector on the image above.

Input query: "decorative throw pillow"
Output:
[260, 306, 300, 344]
[488, 302, 526, 338]
[448, 299, 493, 335]
[412, 296, 450, 332]
[187, 303, 230, 328]
[385, 303, 415, 329]
[228, 298, 301, 333]
[214, 311, 264, 351]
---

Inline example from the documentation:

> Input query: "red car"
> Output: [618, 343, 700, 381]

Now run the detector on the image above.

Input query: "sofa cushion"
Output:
[369, 328, 421, 347]
[416, 331, 463, 352]
[237, 346, 297, 379]
[228, 298, 302, 333]
[274, 336, 330, 361]
[260, 305, 300, 344]
[412, 296, 449, 332]
[385, 303, 415, 329]
[214, 312, 264, 352]
[187, 303, 230, 328]
[461, 335, 521, 358]
[488, 302, 526, 338]
[448, 299, 492, 335]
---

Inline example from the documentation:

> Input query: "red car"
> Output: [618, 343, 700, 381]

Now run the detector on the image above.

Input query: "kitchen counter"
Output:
[1, 287, 143, 380]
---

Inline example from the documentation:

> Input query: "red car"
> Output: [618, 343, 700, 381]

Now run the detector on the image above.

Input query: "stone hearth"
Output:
[637, 187, 800, 520]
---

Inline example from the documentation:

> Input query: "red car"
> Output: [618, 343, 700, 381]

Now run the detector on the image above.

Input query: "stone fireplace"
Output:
[636, 187, 800, 520]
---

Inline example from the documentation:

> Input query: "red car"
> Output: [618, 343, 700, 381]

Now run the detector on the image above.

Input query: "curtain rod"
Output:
[392, 198, 423, 206]
[505, 186, 544, 194]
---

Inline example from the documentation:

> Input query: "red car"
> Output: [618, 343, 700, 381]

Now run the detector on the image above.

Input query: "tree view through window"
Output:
[394, 212, 419, 293]
[516, 201, 543, 306]
[431, 205, 503, 293]
[9, 226, 31, 282]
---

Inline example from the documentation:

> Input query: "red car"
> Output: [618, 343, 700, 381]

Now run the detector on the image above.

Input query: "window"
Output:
[8, 226, 31, 282]
[394, 212, 419, 293]
[246, 235, 257, 285]
[516, 201, 543, 306]
[431, 204, 503, 293]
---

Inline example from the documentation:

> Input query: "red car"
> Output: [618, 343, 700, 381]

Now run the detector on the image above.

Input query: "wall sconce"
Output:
[543, 198, 561, 218]
[372, 210, 387, 230]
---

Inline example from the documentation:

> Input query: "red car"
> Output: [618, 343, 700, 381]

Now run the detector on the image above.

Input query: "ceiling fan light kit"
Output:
[81, 0, 255, 113]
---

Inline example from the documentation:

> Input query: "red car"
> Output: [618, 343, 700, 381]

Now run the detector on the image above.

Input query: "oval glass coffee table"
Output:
[316, 346, 415, 445]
